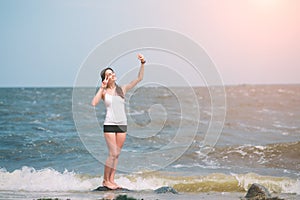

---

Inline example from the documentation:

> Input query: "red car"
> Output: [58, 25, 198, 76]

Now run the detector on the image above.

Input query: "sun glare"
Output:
[249, 0, 286, 16]
[252, 0, 282, 8]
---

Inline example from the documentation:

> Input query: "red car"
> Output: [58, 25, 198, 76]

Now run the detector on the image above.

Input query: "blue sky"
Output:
[1, 0, 299, 87]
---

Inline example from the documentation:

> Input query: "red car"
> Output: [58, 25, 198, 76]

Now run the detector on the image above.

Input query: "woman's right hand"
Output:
[102, 76, 108, 88]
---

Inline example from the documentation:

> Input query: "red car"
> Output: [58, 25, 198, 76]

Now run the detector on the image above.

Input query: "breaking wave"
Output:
[0, 166, 299, 194]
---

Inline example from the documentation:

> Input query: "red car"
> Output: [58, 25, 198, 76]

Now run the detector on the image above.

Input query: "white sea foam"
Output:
[0, 166, 299, 194]
[29, 119, 42, 124]
[115, 175, 165, 191]
[128, 109, 145, 116]
[34, 126, 52, 132]
[273, 123, 298, 130]
[0, 167, 164, 192]
[232, 173, 300, 194]
[0, 167, 100, 192]
[171, 163, 226, 170]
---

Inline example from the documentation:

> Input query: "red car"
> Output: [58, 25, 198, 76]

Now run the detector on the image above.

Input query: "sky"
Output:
[0, 0, 299, 87]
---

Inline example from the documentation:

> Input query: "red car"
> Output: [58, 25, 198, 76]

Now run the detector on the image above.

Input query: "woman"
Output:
[91, 53, 146, 189]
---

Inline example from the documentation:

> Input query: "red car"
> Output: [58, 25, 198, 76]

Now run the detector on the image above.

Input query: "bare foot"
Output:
[109, 181, 122, 189]
[103, 180, 118, 190]
[114, 183, 122, 189]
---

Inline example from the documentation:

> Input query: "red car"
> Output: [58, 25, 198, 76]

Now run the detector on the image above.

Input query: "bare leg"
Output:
[109, 132, 126, 188]
[103, 132, 126, 189]
[103, 133, 118, 189]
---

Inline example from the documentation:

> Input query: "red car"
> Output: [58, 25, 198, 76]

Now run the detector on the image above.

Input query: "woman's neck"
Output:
[107, 82, 116, 89]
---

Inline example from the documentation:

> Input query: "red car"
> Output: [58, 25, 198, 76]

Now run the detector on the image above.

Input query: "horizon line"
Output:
[1, 83, 300, 89]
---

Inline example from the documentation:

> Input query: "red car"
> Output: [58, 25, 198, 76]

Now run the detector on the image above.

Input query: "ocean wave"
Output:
[0, 166, 299, 194]
[209, 141, 300, 171]
[171, 163, 227, 170]
[0, 167, 99, 192]
[33, 126, 53, 132]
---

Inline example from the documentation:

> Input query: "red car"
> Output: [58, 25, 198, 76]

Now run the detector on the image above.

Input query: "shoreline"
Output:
[1, 191, 299, 200]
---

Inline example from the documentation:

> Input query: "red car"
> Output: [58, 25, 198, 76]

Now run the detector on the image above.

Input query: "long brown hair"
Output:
[100, 67, 125, 99]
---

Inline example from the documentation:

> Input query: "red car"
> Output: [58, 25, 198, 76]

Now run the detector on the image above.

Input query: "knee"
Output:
[109, 152, 120, 160]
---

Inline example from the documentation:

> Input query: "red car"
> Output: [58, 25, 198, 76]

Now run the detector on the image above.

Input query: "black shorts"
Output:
[103, 125, 127, 133]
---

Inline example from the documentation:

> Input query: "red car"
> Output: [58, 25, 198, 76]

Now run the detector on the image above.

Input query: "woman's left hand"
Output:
[137, 53, 145, 62]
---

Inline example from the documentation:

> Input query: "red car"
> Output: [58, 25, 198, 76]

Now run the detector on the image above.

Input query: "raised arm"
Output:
[91, 75, 108, 106]
[123, 54, 145, 94]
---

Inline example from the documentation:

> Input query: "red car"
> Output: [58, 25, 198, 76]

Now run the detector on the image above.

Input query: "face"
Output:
[105, 69, 117, 82]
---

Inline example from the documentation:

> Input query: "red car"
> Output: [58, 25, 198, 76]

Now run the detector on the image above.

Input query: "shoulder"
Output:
[121, 85, 127, 95]
[101, 89, 107, 100]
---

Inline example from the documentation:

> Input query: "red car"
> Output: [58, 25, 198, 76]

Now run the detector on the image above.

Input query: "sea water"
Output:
[0, 85, 299, 199]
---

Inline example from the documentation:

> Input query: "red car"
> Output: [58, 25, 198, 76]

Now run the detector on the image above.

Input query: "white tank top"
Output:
[103, 93, 127, 125]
